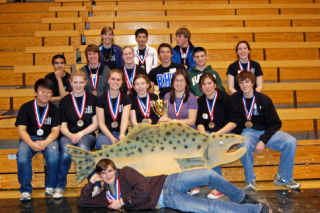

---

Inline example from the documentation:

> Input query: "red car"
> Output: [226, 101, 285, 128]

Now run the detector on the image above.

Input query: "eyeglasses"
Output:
[54, 62, 65, 65]
[38, 90, 53, 95]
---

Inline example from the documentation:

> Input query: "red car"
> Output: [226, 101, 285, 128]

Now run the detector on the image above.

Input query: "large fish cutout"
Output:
[68, 122, 247, 184]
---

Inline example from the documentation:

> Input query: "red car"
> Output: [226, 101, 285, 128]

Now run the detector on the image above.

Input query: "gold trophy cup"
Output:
[151, 86, 168, 117]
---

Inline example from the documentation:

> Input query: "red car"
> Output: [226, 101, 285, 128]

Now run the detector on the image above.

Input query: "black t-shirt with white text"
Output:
[121, 66, 147, 94]
[130, 93, 160, 124]
[45, 72, 72, 97]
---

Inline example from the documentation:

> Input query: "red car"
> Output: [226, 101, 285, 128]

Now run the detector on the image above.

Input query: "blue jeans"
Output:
[95, 132, 119, 150]
[239, 129, 297, 183]
[56, 135, 95, 189]
[161, 168, 261, 213]
[16, 136, 60, 193]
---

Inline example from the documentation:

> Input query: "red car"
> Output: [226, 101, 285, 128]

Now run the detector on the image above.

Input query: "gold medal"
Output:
[77, 119, 84, 127]
[245, 121, 253, 128]
[142, 118, 149, 124]
[208, 122, 215, 129]
[111, 121, 118, 128]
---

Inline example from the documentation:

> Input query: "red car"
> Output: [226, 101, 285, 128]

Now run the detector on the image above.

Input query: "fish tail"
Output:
[67, 145, 96, 185]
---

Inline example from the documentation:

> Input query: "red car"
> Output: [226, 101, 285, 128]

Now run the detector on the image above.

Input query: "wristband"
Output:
[78, 132, 84, 137]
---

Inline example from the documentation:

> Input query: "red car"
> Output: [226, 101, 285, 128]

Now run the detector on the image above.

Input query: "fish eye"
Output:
[219, 141, 224, 146]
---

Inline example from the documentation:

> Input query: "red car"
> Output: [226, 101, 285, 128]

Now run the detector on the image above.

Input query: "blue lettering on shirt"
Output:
[156, 72, 172, 89]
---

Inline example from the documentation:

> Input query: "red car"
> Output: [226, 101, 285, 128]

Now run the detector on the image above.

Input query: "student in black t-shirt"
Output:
[193, 73, 239, 199]
[99, 26, 123, 69]
[121, 46, 147, 95]
[96, 69, 131, 150]
[226, 41, 263, 94]
[130, 74, 159, 127]
[15, 78, 60, 201]
[149, 43, 185, 99]
[45, 54, 72, 103]
[54, 70, 98, 199]
[81, 44, 110, 97]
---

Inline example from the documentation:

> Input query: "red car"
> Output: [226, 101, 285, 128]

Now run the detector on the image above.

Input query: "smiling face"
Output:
[200, 77, 216, 98]
[101, 30, 114, 46]
[173, 74, 187, 93]
[159, 46, 173, 64]
[193, 51, 207, 67]
[35, 87, 53, 106]
[237, 43, 250, 61]
[135, 33, 148, 48]
[108, 72, 123, 91]
[87, 51, 99, 65]
[134, 77, 149, 96]
[239, 78, 254, 94]
[99, 165, 116, 185]
[122, 47, 135, 65]
[53, 58, 66, 72]
[70, 75, 87, 95]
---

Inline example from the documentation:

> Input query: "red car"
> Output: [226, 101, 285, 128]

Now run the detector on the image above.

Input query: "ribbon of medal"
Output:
[242, 95, 256, 122]
[123, 65, 137, 90]
[106, 178, 122, 203]
[71, 92, 86, 121]
[137, 94, 150, 119]
[238, 60, 251, 72]
[174, 94, 185, 119]
[206, 91, 218, 123]
[136, 48, 149, 67]
[89, 64, 100, 90]
[107, 91, 121, 122]
[34, 100, 49, 132]
[180, 46, 189, 65]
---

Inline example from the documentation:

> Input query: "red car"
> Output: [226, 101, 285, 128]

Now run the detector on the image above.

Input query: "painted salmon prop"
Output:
[67, 122, 247, 184]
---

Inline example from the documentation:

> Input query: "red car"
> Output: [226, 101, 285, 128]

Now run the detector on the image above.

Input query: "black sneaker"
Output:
[260, 203, 269, 213]
[240, 194, 259, 204]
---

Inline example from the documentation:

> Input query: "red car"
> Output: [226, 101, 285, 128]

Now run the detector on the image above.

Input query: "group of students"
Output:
[15, 26, 300, 213]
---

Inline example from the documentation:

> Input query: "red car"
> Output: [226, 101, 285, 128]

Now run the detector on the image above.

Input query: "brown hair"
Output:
[85, 44, 100, 64]
[235, 41, 251, 59]
[96, 159, 117, 174]
[70, 70, 87, 82]
[237, 71, 256, 85]
[107, 68, 124, 82]
[157, 43, 173, 55]
[176, 28, 191, 40]
[133, 74, 150, 86]
[169, 69, 190, 104]
[199, 72, 218, 92]
[100, 26, 114, 44]
[121, 46, 134, 56]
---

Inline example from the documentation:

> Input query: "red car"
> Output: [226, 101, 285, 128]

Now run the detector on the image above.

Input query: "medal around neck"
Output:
[34, 100, 49, 137]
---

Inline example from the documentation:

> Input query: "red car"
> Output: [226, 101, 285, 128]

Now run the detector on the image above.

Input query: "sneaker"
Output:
[92, 186, 101, 197]
[53, 188, 64, 199]
[45, 187, 54, 196]
[20, 192, 31, 201]
[240, 194, 259, 204]
[245, 182, 256, 191]
[188, 187, 200, 195]
[207, 189, 223, 199]
[260, 203, 270, 213]
[274, 178, 301, 189]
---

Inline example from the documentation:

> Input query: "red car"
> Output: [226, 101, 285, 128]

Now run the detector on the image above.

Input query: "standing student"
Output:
[16, 78, 60, 201]
[227, 41, 263, 94]
[121, 46, 147, 94]
[158, 69, 198, 127]
[172, 28, 196, 70]
[232, 71, 300, 191]
[194, 72, 239, 199]
[54, 70, 98, 199]
[45, 54, 72, 103]
[133, 28, 158, 74]
[188, 47, 225, 97]
[99, 26, 123, 69]
[81, 44, 110, 97]
[95, 69, 131, 150]
[149, 43, 185, 99]
[130, 74, 159, 127]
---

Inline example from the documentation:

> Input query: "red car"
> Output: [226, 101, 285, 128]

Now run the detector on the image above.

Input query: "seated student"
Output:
[81, 44, 110, 97]
[95, 69, 131, 150]
[232, 71, 300, 191]
[54, 70, 98, 199]
[130, 74, 159, 127]
[172, 27, 196, 70]
[227, 41, 263, 94]
[133, 28, 158, 74]
[121, 46, 147, 95]
[15, 78, 60, 201]
[158, 69, 197, 127]
[188, 47, 225, 97]
[79, 158, 269, 213]
[148, 43, 185, 99]
[193, 72, 239, 199]
[99, 26, 123, 69]
[45, 54, 72, 103]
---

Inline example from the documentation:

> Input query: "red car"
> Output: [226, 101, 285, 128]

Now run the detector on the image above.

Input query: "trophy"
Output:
[151, 86, 168, 117]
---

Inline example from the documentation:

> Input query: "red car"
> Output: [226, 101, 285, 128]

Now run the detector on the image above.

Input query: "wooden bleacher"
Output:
[0, 0, 319, 190]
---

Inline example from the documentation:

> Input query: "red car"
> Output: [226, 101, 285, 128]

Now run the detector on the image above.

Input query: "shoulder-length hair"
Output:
[169, 69, 190, 104]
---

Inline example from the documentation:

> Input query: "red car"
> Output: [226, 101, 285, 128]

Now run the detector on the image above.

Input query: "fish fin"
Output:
[175, 157, 205, 170]
[67, 145, 96, 185]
